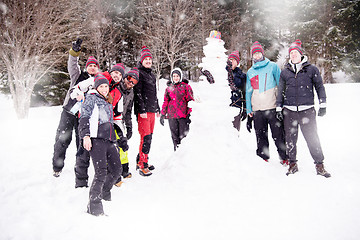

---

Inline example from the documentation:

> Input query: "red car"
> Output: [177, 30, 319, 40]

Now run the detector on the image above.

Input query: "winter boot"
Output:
[138, 166, 152, 177]
[114, 180, 124, 187]
[315, 163, 331, 178]
[280, 159, 289, 166]
[53, 171, 61, 177]
[286, 162, 298, 176]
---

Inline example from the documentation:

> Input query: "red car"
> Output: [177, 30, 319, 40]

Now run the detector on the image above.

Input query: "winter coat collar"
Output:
[252, 57, 270, 69]
[287, 55, 310, 73]
[137, 62, 153, 73]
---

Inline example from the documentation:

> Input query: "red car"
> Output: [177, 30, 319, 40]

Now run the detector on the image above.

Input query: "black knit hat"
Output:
[94, 74, 109, 90]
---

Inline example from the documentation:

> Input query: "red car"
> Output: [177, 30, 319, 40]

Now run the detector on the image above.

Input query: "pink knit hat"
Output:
[140, 46, 152, 63]
[251, 41, 264, 56]
[288, 39, 304, 55]
[228, 51, 240, 65]
[86, 56, 99, 68]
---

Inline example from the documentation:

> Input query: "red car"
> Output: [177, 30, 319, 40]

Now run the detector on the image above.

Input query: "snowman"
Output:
[198, 30, 228, 85]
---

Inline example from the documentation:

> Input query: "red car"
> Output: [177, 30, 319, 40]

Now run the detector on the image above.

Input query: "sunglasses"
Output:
[127, 77, 138, 85]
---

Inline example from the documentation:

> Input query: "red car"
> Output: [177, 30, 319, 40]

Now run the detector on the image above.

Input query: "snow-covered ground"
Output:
[0, 81, 359, 240]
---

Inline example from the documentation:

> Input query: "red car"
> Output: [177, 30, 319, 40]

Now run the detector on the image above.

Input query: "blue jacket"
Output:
[246, 58, 281, 114]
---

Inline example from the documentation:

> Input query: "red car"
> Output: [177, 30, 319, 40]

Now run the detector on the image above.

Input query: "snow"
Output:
[0, 79, 360, 240]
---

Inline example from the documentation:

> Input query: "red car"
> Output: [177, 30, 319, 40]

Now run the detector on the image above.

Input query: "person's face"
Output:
[125, 76, 138, 89]
[172, 73, 181, 83]
[252, 52, 263, 61]
[142, 57, 152, 68]
[290, 50, 302, 64]
[110, 70, 122, 82]
[97, 83, 109, 97]
[229, 58, 238, 70]
[87, 64, 99, 75]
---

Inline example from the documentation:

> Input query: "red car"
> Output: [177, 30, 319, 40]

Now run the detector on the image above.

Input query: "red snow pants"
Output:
[137, 112, 155, 168]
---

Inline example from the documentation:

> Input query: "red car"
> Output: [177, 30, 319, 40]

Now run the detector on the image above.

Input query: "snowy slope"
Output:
[0, 81, 359, 240]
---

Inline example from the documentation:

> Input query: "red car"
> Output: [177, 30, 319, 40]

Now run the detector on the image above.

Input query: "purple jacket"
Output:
[161, 79, 194, 119]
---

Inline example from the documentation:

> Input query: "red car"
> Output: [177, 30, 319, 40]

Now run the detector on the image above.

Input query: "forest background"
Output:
[0, 0, 359, 119]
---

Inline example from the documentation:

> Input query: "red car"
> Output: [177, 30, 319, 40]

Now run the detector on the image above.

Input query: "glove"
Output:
[276, 111, 284, 122]
[318, 107, 326, 117]
[240, 109, 247, 121]
[126, 127, 132, 140]
[72, 38, 83, 52]
[246, 115, 253, 133]
[117, 136, 129, 152]
[160, 115, 165, 126]
[226, 60, 232, 72]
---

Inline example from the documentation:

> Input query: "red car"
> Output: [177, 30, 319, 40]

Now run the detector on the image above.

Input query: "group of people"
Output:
[51, 37, 331, 216]
[51, 40, 195, 216]
[227, 40, 331, 178]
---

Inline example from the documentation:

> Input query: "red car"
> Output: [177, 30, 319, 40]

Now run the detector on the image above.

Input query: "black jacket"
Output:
[133, 63, 160, 115]
[233, 67, 246, 93]
[277, 59, 326, 108]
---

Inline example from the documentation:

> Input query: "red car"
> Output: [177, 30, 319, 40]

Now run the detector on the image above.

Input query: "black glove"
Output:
[126, 127, 132, 140]
[246, 115, 253, 133]
[160, 115, 165, 126]
[276, 111, 284, 122]
[318, 107, 326, 117]
[226, 60, 232, 72]
[72, 38, 83, 52]
[240, 109, 247, 121]
[117, 136, 129, 152]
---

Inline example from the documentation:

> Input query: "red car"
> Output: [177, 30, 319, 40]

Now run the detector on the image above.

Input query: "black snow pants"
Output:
[283, 107, 324, 164]
[74, 141, 91, 188]
[87, 139, 122, 216]
[253, 109, 287, 161]
[52, 110, 79, 172]
[168, 117, 189, 151]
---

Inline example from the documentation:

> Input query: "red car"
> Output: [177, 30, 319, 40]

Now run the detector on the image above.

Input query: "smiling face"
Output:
[110, 70, 122, 83]
[290, 50, 302, 64]
[125, 76, 138, 89]
[142, 57, 152, 68]
[97, 83, 109, 97]
[172, 73, 181, 83]
[86, 64, 99, 75]
[252, 52, 263, 61]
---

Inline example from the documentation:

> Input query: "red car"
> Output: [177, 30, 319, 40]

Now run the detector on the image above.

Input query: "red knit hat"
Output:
[288, 39, 304, 55]
[140, 46, 152, 63]
[110, 63, 125, 76]
[251, 41, 264, 56]
[86, 56, 99, 68]
[228, 51, 240, 65]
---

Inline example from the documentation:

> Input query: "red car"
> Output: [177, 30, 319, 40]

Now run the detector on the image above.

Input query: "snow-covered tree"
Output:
[0, 0, 82, 119]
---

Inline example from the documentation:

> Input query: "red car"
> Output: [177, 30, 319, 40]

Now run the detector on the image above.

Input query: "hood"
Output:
[170, 67, 183, 83]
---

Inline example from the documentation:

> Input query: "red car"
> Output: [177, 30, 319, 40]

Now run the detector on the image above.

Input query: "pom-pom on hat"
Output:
[125, 67, 140, 82]
[288, 39, 304, 55]
[140, 46, 152, 63]
[251, 41, 264, 56]
[94, 74, 109, 90]
[110, 63, 125, 76]
[86, 56, 99, 68]
[228, 51, 240, 65]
